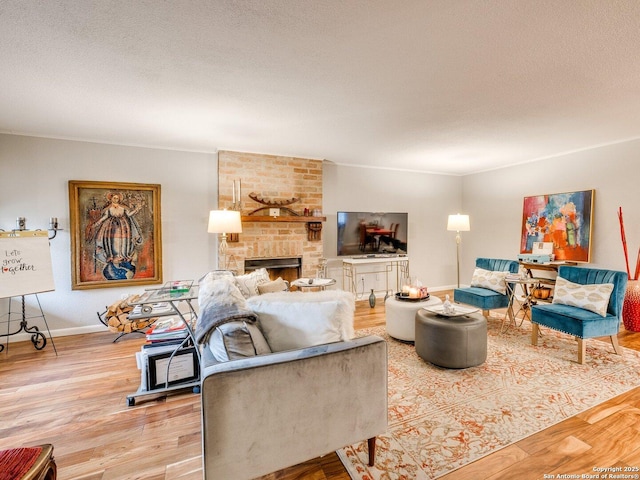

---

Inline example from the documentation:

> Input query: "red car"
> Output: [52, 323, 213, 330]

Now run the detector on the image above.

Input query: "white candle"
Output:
[232, 181, 236, 203]
[237, 179, 241, 203]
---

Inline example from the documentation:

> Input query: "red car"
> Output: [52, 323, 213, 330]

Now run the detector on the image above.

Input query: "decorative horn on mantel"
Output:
[248, 192, 300, 207]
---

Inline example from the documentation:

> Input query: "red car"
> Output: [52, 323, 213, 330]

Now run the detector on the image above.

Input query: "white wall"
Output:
[322, 162, 464, 297]
[461, 139, 640, 282]
[3, 132, 638, 339]
[0, 134, 218, 338]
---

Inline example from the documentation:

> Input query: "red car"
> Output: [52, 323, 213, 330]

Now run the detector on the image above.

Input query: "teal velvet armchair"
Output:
[454, 258, 520, 317]
[531, 266, 628, 364]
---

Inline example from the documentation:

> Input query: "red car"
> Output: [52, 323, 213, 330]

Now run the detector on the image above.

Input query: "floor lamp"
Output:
[447, 214, 470, 288]
[208, 209, 242, 271]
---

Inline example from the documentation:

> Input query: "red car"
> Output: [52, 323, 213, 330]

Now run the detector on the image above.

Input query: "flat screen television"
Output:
[337, 211, 408, 257]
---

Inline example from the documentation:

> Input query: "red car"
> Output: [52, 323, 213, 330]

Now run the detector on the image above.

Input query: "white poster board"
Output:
[0, 231, 55, 299]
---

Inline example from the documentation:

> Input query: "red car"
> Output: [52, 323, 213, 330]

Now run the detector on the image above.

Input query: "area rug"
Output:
[337, 316, 640, 479]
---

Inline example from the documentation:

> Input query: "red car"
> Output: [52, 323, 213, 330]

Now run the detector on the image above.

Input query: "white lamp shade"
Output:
[208, 210, 242, 233]
[447, 214, 470, 232]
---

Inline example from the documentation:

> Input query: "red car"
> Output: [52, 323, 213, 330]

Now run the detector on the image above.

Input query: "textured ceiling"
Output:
[2, 1, 640, 175]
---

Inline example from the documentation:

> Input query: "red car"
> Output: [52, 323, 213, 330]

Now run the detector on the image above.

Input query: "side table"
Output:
[385, 294, 442, 341]
[291, 277, 336, 291]
[126, 283, 200, 406]
[503, 277, 553, 333]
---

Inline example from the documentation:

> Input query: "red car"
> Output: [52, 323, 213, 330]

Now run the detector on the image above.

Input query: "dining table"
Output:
[366, 227, 393, 237]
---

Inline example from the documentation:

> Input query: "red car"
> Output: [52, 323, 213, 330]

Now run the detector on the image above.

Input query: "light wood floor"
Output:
[1, 291, 640, 479]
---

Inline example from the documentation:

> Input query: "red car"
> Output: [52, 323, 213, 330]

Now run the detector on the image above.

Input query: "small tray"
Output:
[422, 305, 479, 317]
[395, 292, 430, 302]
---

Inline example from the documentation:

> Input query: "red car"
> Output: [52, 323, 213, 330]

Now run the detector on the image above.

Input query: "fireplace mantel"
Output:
[241, 215, 325, 241]
[241, 215, 325, 223]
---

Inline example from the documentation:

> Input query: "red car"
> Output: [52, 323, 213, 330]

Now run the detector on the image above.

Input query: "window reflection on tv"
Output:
[337, 212, 408, 257]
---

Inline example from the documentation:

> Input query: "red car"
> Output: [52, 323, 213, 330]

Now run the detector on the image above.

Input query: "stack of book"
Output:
[146, 316, 188, 343]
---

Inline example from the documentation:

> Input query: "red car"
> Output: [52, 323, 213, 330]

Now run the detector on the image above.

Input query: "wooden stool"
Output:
[0, 444, 56, 480]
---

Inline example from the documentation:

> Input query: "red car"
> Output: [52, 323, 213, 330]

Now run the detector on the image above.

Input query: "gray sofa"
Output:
[196, 273, 388, 479]
[201, 336, 387, 479]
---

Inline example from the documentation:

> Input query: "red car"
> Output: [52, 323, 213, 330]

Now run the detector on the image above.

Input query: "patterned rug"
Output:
[337, 316, 640, 479]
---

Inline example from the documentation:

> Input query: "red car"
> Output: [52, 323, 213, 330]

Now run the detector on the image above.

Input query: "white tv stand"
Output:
[342, 256, 409, 298]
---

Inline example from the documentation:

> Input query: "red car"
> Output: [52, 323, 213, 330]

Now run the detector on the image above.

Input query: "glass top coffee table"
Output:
[291, 277, 336, 291]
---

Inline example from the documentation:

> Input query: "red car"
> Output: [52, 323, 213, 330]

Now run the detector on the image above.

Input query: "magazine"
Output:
[146, 316, 187, 342]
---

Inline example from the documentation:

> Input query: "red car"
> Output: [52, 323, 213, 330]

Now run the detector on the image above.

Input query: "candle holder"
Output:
[6, 217, 62, 240]
[47, 217, 62, 240]
[398, 277, 429, 300]
[230, 178, 242, 211]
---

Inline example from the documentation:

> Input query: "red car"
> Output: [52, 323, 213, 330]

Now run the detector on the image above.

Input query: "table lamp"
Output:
[208, 209, 242, 270]
[447, 213, 470, 288]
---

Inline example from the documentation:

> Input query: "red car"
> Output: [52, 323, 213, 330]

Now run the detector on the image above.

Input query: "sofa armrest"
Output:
[201, 335, 388, 480]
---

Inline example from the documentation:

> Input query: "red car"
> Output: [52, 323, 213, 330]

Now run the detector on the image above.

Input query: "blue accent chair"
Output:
[454, 258, 520, 317]
[531, 266, 628, 364]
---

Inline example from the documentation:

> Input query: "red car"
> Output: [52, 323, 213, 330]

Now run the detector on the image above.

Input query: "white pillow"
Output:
[552, 276, 614, 317]
[470, 267, 508, 294]
[246, 290, 355, 352]
[257, 277, 288, 294]
[234, 268, 271, 298]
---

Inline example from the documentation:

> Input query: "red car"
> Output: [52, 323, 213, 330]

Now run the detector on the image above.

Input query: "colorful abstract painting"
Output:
[520, 189, 594, 262]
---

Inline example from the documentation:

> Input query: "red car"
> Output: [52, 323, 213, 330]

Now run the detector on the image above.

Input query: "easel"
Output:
[1, 294, 58, 355]
[0, 229, 58, 355]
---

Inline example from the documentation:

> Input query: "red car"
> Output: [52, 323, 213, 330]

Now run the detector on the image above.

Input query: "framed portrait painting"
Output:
[520, 189, 594, 263]
[69, 180, 163, 290]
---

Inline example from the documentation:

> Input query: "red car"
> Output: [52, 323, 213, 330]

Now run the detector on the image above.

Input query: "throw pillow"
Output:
[246, 290, 355, 352]
[552, 276, 614, 317]
[470, 267, 508, 294]
[207, 320, 272, 362]
[235, 268, 271, 298]
[257, 277, 288, 294]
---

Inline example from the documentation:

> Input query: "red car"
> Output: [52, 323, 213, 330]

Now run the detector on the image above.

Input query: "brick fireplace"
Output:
[218, 151, 324, 278]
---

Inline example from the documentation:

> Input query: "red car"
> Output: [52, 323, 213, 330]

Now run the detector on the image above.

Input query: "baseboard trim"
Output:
[2, 324, 108, 344]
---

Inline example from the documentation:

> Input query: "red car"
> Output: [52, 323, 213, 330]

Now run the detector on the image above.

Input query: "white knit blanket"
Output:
[195, 275, 256, 344]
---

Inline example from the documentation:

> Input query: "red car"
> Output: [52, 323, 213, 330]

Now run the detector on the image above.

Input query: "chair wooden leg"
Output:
[531, 323, 539, 346]
[482, 310, 489, 318]
[367, 437, 376, 466]
[611, 335, 623, 356]
[577, 338, 585, 364]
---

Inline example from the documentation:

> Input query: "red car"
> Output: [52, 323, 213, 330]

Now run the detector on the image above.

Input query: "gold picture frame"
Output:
[69, 180, 162, 290]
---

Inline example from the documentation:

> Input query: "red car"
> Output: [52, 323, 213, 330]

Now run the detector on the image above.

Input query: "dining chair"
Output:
[359, 223, 377, 252]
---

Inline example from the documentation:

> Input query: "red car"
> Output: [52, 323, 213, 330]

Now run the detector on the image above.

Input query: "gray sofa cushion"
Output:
[207, 320, 272, 362]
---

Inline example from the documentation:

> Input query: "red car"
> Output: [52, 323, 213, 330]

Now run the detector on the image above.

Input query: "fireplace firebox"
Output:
[244, 257, 302, 283]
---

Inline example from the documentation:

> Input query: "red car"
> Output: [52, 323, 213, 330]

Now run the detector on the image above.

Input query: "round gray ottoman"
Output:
[415, 309, 487, 368]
